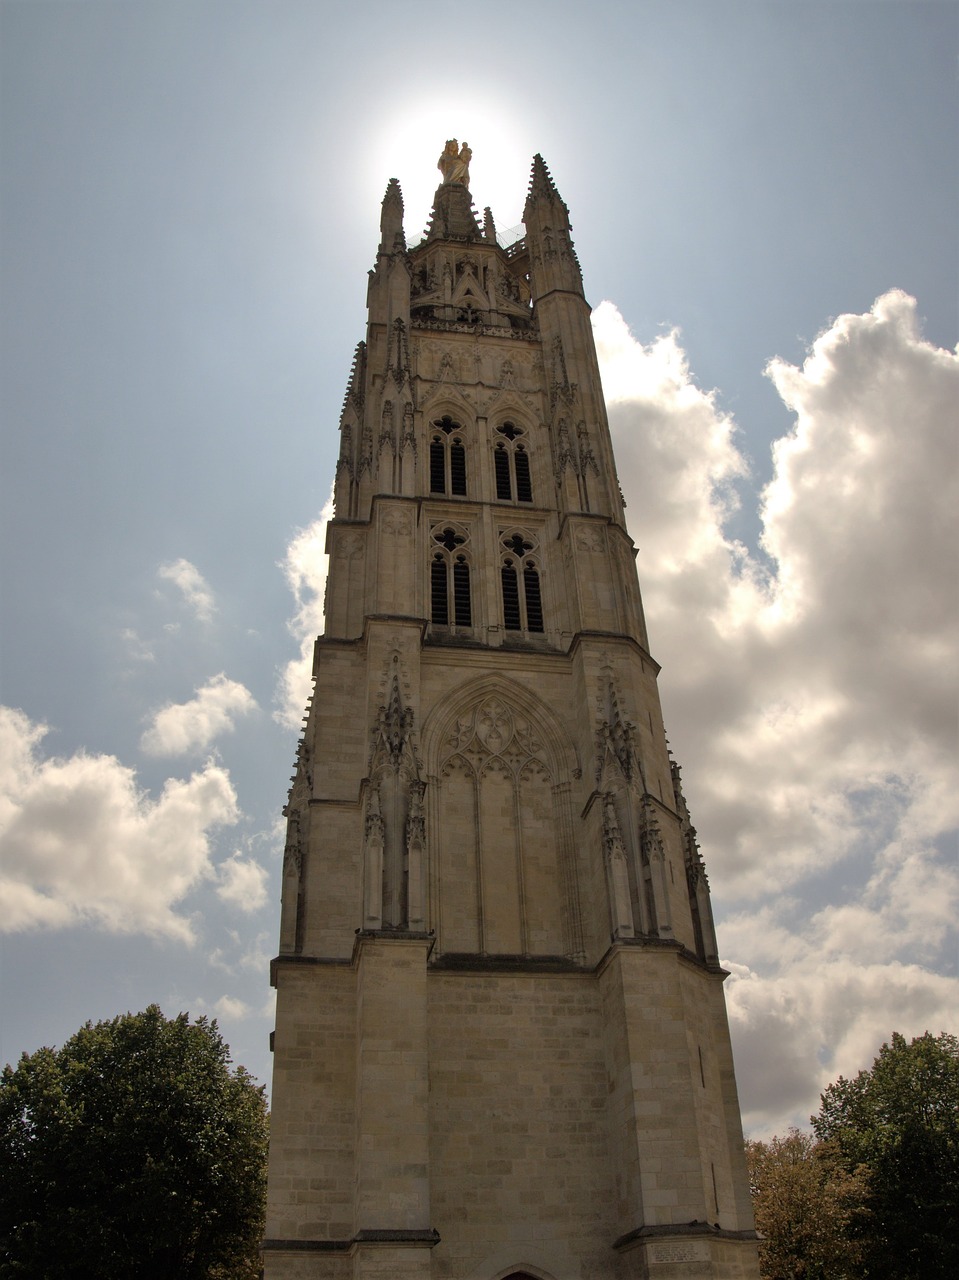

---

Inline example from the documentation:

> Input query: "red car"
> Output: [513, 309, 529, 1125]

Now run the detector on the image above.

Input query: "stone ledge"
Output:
[430, 952, 585, 974]
[613, 1221, 760, 1250]
[262, 1228, 441, 1253]
[354, 1229, 441, 1246]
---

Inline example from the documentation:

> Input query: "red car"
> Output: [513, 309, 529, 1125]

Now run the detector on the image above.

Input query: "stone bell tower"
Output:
[263, 144, 760, 1280]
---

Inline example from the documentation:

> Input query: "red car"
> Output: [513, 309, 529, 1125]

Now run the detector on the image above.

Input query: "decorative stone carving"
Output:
[382, 508, 412, 538]
[576, 527, 605, 554]
[577, 421, 599, 474]
[358, 423, 373, 475]
[378, 399, 396, 459]
[387, 317, 411, 389]
[336, 422, 354, 480]
[363, 784, 385, 930]
[550, 336, 576, 407]
[335, 533, 365, 561]
[555, 416, 577, 478]
[370, 674, 418, 774]
[640, 795, 674, 939]
[283, 809, 302, 878]
[400, 402, 416, 456]
[444, 696, 544, 777]
[595, 670, 638, 787]
[602, 792, 635, 940]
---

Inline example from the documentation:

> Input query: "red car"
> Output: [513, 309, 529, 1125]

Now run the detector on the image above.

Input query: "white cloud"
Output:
[211, 994, 252, 1021]
[157, 558, 216, 624]
[594, 292, 959, 1134]
[120, 628, 156, 662]
[140, 673, 257, 757]
[209, 929, 273, 975]
[0, 706, 239, 941]
[273, 500, 332, 729]
[216, 851, 268, 913]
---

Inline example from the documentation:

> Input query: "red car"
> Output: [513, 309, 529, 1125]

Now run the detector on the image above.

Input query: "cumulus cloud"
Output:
[141, 673, 257, 757]
[216, 851, 268, 913]
[273, 500, 332, 729]
[211, 994, 252, 1020]
[593, 291, 959, 1133]
[157, 558, 216, 624]
[0, 706, 239, 941]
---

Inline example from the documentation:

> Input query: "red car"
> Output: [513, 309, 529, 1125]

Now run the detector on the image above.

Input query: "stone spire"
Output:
[378, 178, 406, 254]
[522, 152, 584, 299]
[524, 153, 561, 211]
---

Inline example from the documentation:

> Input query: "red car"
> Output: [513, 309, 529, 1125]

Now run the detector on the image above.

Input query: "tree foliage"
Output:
[811, 1031, 959, 1280]
[746, 1128, 868, 1280]
[0, 1005, 268, 1280]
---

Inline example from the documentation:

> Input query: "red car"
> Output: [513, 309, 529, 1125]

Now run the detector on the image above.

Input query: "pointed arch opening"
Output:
[430, 415, 468, 496]
[430, 523, 473, 631]
[499, 529, 544, 633]
[493, 421, 534, 504]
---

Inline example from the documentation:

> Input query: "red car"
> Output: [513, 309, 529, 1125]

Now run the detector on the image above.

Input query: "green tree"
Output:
[746, 1128, 868, 1280]
[0, 1005, 268, 1280]
[811, 1031, 959, 1280]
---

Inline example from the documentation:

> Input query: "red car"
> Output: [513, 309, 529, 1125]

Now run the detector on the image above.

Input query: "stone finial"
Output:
[379, 178, 406, 252]
[525, 153, 560, 209]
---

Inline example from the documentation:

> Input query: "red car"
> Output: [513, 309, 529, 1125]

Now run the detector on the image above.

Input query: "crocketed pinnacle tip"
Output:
[528, 154, 559, 202]
[382, 178, 404, 210]
[380, 179, 406, 251]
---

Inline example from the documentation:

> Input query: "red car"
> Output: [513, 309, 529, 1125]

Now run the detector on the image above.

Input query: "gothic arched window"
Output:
[430, 416, 468, 496]
[430, 524, 472, 627]
[500, 530, 544, 633]
[493, 422, 533, 504]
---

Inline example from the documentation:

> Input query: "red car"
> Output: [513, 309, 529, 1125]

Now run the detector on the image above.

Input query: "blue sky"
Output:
[1, 0, 956, 1136]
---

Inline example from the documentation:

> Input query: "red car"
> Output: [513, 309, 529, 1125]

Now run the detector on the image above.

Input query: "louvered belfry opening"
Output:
[453, 556, 471, 625]
[524, 562, 543, 632]
[501, 560, 521, 630]
[494, 443, 512, 500]
[430, 416, 466, 496]
[431, 554, 449, 624]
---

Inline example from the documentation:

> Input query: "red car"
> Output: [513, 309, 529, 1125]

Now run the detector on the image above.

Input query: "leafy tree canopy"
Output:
[811, 1031, 959, 1280]
[746, 1128, 868, 1280]
[0, 1005, 268, 1280]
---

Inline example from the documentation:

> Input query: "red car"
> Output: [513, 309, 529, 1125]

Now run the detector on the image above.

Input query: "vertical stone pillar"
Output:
[352, 934, 435, 1279]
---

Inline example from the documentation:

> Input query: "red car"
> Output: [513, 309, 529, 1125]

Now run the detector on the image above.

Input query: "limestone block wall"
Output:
[267, 963, 356, 1242]
[426, 970, 617, 1280]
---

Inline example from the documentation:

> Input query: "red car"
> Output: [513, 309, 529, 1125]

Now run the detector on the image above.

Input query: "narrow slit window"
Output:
[430, 439, 446, 493]
[453, 557, 472, 626]
[502, 561, 521, 630]
[450, 439, 467, 495]
[514, 446, 532, 502]
[523, 563, 544, 632]
[431, 555, 449, 624]
[494, 445, 512, 501]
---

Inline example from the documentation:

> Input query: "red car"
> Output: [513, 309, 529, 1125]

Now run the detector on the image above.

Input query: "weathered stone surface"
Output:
[263, 153, 759, 1280]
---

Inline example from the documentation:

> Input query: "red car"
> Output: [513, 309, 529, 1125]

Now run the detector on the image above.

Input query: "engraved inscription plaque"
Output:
[649, 1240, 710, 1264]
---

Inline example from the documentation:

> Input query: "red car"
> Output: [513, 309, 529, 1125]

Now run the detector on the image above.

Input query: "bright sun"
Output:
[364, 100, 536, 239]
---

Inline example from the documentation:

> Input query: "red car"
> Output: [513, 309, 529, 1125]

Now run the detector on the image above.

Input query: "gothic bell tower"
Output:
[263, 144, 760, 1280]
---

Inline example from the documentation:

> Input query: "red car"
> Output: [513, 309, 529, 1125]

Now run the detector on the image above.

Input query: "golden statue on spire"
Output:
[437, 138, 471, 187]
